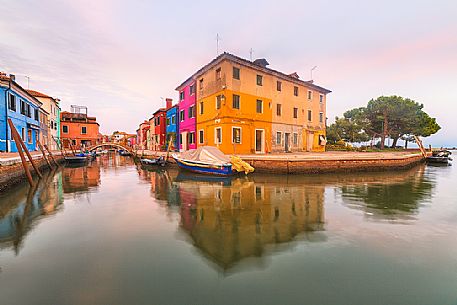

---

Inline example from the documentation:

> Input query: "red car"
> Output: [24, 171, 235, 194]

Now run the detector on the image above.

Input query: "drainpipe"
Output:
[4, 79, 11, 152]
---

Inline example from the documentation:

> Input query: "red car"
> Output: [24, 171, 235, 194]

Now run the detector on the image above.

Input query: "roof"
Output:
[175, 52, 331, 94]
[153, 108, 167, 116]
[26, 89, 51, 98]
[0, 73, 43, 107]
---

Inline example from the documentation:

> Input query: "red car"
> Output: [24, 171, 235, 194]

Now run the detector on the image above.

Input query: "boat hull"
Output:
[65, 156, 88, 164]
[174, 158, 233, 176]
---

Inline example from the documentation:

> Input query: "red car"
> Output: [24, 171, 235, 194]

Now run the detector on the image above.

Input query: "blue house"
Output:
[166, 105, 179, 151]
[0, 73, 42, 152]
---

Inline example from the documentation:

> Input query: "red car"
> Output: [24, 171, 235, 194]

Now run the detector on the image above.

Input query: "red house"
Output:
[152, 98, 172, 150]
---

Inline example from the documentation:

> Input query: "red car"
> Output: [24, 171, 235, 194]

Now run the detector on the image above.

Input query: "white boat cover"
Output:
[178, 146, 231, 166]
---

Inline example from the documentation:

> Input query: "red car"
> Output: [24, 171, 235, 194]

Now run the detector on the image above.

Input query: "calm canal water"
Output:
[0, 155, 456, 305]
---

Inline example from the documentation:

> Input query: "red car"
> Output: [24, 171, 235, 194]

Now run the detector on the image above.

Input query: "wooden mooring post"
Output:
[37, 140, 52, 169]
[44, 144, 59, 167]
[7, 119, 38, 186]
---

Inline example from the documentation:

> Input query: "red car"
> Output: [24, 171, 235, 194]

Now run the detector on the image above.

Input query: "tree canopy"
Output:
[327, 96, 440, 148]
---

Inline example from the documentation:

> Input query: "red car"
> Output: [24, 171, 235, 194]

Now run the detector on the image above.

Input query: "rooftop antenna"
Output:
[25, 76, 30, 89]
[216, 33, 221, 55]
[310, 66, 317, 81]
[249, 48, 254, 61]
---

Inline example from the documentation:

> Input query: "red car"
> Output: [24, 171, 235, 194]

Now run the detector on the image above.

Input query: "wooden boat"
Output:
[173, 146, 237, 176]
[426, 150, 452, 165]
[140, 156, 166, 167]
[64, 156, 88, 164]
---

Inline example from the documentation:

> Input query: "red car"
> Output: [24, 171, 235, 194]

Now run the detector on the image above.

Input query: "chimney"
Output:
[166, 98, 172, 109]
[253, 58, 269, 68]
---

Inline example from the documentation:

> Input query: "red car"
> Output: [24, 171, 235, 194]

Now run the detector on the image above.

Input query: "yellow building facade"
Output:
[177, 53, 331, 154]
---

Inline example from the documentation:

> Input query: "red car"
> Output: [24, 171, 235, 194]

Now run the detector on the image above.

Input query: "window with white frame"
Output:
[179, 91, 185, 100]
[199, 101, 204, 115]
[189, 132, 195, 144]
[81, 126, 87, 134]
[232, 94, 240, 109]
[216, 95, 222, 110]
[8, 93, 16, 111]
[232, 127, 241, 144]
[293, 133, 298, 145]
[215, 127, 222, 144]
[276, 132, 281, 145]
[180, 110, 185, 121]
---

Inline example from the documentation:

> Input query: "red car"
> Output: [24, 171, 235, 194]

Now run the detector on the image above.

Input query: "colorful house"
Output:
[176, 53, 331, 154]
[151, 98, 172, 151]
[27, 90, 61, 151]
[137, 121, 150, 150]
[176, 78, 197, 151]
[0, 73, 42, 152]
[166, 104, 179, 151]
[60, 105, 100, 150]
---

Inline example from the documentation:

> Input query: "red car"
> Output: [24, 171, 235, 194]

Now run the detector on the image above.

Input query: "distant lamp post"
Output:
[310, 66, 317, 81]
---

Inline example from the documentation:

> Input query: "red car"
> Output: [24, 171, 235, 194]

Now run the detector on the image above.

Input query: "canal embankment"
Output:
[136, 150, 427, 174]
[0, 151, 64, 192]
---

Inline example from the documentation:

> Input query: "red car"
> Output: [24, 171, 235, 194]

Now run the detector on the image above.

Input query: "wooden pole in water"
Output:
[7, 119, 34, 186]
[44, 144, 59, 166]
[37, 140, 52, 169]
[13, 128, 43, 179]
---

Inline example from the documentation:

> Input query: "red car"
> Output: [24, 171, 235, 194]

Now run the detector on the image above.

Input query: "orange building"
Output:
[60, 105, 100, 149]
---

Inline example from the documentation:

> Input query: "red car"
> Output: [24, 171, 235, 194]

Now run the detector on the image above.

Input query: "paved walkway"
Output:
[0, 150, 63, 166]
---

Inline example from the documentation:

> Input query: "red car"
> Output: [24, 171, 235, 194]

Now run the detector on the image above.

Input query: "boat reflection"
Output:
[0, 171, 64, 254]
[338, 165, 434, 222]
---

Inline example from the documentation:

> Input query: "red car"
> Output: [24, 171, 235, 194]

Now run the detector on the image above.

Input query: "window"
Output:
[21, 128, 25, 141]
[232, 127, 241, 144]
[199, 78, 204, 90]
[189, 132, 195, 144]
[20, 100, 26, 115]
[72, 140, 76, 146]
[199, 130, 204, 144]
[172, 115, 176, 124]
[308, 110, 312, 121]
[190, 84, 195, 95]
[180, 110, 185, 121]
[293, 133, 298, 145]
[308, 90, 312, 100]
[179, 91, 185, 101]
[216, 67, 221, 80]
[26, 105, 31, 117]
[320, 94, 324, 103]
[27, 129, 32, 143]
[34, 109, 39, 121]
[233, 67, 240, 80]
[276, 132, 281, 145]
[188, 105, 195, 118]
[277, 81, 282, 91]
[8, 93, 16, 111]
[216, 95, 222, 110]
[256, 99, 263, 113]
[276, 104, 282, 116]
[293, 107, 298, 118]
[232, 94, 240, 109]
[294, 86, 299, 96]
[199, 101, 204, 115]
[215, 127, 222, 144]
[319, 112, 324, 123]
[256, 74, 263, 86]
[62, 125, 69, 133]
[166, 117, 170, 126]
[81, 126, 87, 134]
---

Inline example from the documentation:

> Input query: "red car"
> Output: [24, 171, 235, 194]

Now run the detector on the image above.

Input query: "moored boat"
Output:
[426, 150, 452, 165]
[172, 146, 254, 176]
[64, 156, 88, 164]
[140, 156, 167, 167]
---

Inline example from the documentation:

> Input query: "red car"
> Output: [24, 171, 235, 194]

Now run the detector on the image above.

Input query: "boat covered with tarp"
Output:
[172, 146, 254, 176]
[426, 150, 452, 164]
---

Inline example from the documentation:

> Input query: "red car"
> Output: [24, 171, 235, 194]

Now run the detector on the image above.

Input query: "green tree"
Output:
[326, 113, 370, 144]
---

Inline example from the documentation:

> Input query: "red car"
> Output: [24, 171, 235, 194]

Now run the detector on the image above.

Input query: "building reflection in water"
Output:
[62, 163, 101, 194]
[0, 171, 64, 254]
[338, 165, 433, 222]
[143, 169, 326, 271]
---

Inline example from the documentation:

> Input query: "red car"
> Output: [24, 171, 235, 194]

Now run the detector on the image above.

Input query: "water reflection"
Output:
[0, 171, 64, 254]
[62, 163, 100, 194]
[338, 166, 434, 222]
[141, 169, 326, 270]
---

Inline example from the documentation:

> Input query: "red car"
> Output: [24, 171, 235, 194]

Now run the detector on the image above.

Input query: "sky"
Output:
[0, 0, 456, 146]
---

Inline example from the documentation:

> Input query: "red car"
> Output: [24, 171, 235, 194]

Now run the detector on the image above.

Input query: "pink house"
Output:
[176, 78, 197, 151]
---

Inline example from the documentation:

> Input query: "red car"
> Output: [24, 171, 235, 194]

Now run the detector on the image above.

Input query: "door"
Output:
[182, 132, 188, 151]
[307, 132, 314, 151]
[285, 133, 290, 152]
[255, 129, 263, 153]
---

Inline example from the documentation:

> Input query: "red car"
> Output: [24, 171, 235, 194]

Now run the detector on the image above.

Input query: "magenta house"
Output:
[176, 78, 197, 151]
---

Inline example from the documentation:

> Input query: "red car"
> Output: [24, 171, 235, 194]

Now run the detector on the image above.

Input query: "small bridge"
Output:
[87, 142, 133, 153]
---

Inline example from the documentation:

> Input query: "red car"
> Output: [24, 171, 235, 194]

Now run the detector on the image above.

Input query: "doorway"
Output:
[284, 133, 290, 152]
[255, 129, 264, 153]
[181, 132, 188, 151]
[307, 132, 314, 151]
